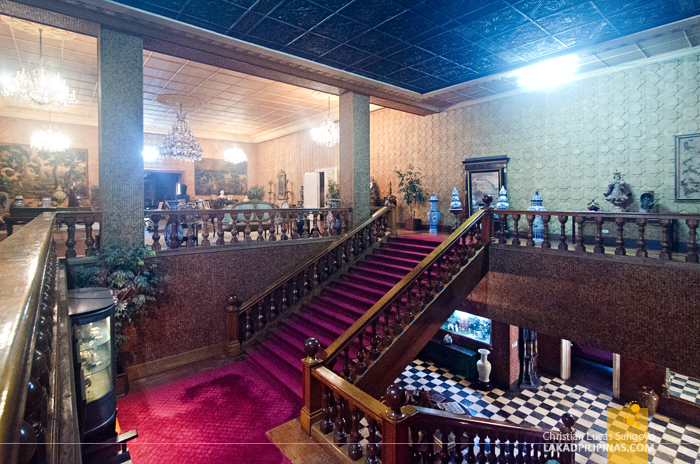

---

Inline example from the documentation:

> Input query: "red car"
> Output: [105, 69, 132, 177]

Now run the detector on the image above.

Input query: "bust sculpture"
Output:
[603, 172, 633, 212]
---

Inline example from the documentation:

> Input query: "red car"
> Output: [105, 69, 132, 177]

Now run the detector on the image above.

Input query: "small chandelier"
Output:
[224, 139, 247, 164]
[31, 110, 69, 152]
[1, 29, 76, 111]
[311, 97, 339, 148]
[158, 104, 203, 162]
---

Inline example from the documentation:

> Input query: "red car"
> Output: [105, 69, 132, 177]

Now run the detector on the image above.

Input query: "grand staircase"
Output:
[247, 235, 442, 401]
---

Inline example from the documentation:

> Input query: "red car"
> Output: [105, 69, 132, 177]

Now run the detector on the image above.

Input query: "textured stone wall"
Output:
[249, 129, 339, 206]
[370, 53, 700, 229]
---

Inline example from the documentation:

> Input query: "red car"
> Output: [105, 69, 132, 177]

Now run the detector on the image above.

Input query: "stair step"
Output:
[344, 273, 395, 292]
[282, 319, 337, 349]
[313, 297, 367, 319]
[307, 303, 362, 330]
[375, 247, 433, 262]
[355, 261, 414, 276]
[261, 339, 304, 373]
[325, 287, 379, 308]
[383, 241, 438, 254]
[276, 328, 334, 355]
[333, 281, 387, 300]
[389, 236, 444, 247]
[351, 267, 403, 284]
[296, 310, 347, 338]
[247, 350, 301, 400]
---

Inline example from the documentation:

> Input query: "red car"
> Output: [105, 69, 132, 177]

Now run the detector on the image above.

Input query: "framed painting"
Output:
[0, 144, 88, 206]
[463, 156, 508, 216]
[676, 133, 700, 201]
[194, 158, 247, 196]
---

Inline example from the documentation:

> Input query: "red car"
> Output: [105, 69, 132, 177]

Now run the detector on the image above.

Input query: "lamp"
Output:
[158, 103, 203, 162]
[30, 110, 69, 152]
[224, 134, 247, 164]
[311, 97, 339, 147]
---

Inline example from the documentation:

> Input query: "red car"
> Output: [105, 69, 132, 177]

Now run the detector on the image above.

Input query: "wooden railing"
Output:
[495, 210, 700, 262]
[224, 206, 396, 358]
[302, 363, 576, 464]
[56, 211, 102, 258]
[145, 207, 353, 251]
[301, 201, 493, 434]
[0, 213, 58, 463]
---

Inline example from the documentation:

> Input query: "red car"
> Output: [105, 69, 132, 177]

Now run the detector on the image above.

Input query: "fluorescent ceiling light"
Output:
[513, 55, 579, 89]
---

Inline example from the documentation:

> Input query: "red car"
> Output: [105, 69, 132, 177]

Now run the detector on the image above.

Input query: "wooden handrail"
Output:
[312, 366, 387, 422]
[0, 213, 57, 463]
[322, 208, 487, 362]
[502, 209, 700, 220]
[239, 207, 390, 316]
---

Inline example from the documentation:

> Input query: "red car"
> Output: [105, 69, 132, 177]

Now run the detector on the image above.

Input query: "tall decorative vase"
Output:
[427, 192, 441, 235]
[527, 190, 546, 243]
[639, 386, 659, 416]
[53, 185, 67, 206]
[476, 348, 492, 384]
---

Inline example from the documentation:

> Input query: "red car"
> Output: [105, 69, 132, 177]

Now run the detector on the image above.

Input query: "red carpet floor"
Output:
[117, 359, 297, 464]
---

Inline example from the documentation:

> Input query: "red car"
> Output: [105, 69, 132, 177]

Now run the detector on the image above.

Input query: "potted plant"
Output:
[246, 185, 265, 202]
[395, 164, 425, 230]
[326, 179, 340, 208]
[75, 245, 163, 397]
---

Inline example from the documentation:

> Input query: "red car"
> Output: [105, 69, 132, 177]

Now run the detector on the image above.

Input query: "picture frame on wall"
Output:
[675, 133, 700, 201]
[462, 156, 508, 217]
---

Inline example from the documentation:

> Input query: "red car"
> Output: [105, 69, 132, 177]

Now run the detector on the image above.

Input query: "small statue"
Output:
[443, 334, 453, 345]
[495, 186, 509, 210]
[640, 192, 654, 214]
[603, 172, 633, 212]
[450, 187, 462, 210]
[219, 190, 225, 199]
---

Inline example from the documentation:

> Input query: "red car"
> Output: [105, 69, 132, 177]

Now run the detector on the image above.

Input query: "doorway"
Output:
[144, 172, 181, 208]
[570, 343, 614, 396]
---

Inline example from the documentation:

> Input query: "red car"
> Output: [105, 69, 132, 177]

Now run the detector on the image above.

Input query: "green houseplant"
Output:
[326, 179, 340, 208]
[395, 164, 425, 230]
[247, 185, 265, 201]
[75, 244, 163, 396]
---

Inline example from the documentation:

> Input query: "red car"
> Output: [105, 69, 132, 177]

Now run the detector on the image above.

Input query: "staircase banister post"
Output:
[480, 195, 494, 243]
[559, 413, 577, 464]
[381, 385, 414, 464]
[225, 294, 242, 359]
[301, 338, 324, 435]
[390, 204, 398, 237]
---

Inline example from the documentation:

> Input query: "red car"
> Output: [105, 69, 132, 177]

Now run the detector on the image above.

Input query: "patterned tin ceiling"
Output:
[109, 0, 700, 93]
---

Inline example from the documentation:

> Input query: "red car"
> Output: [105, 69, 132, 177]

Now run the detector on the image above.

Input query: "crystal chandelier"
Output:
[311, 97, 339, 147]
[158, 104, 203, 162]
[224, 140, 247, 164]
[1, 29, 76, 110]
[31, 110, 69, 152]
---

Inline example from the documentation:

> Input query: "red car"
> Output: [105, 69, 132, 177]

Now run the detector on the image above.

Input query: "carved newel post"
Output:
[226, 294, 242, 359]
[382, 384, 410, 464]
[301, 338, 323, 434]
[519, 328, 541, 389]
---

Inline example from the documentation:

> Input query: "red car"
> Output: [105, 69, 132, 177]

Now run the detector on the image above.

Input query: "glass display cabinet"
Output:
[68, 288, 117, 437]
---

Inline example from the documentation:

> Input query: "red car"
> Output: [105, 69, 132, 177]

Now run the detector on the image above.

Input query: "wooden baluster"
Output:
[615, 217, 626, 255]
[516, 440, 525, 464]
[186, 214, 196, 247]
[512, 214, 521, 246]
[298, 212, 307, 238]
[301, 269, 309, 297]
[382, 307, 393, 348]
[312, 262, 320, 290]
[269, 212, 277, 241]
[243, 212, 252, 242]
[320, 385, 334, 434]
[574, 216, 585, 252]
[64, 217, 77, 257]
[256, 301, 264, 331]
[594, 216, 605, 253]
[426, 268, 435, 303]
[465, 432, 476, 464]
[453, 430, 465, 464]
[393, 301, 403, 334]
[322, 211, 330, 237]
[477, 433, 487, 464]
[541, 215, 551, 249]
[366, 418, 379, 464]
[342, 346, 354, 380]
[291, 276, 299, 305]
[499, 213, 507, 245]
[558, 214, 568, 251]
[244, 310, 252, 340]
[369, 319, 380, 360]
[635, 218, 647, 257]
[356, 332, 367, 375]
[488, 436, 497, 464]
[440, 429, 451, 464]
[476, 219, 483, 249]
[435, 261, 443, 293]
[151, 214, 162, 251]
[506, 440, 515, 464]
[84, 216, 95, 256]
[349, 233, 356, 260]
[281, 286, 288, 313]
[216, 213, 225, 246]
[255, 212, 265, 242]
[200, 214, 210, 246]
[269, 292, 277, 322]
[342, 211, 348, 234]
[292, 212, 301, 239]
[461, 234, 470, 265]
[442, 253, 452, 283]
[416, 277, 426, 312]
[405, 285, 415, 321]
[340, 239, 348, 266]
[334, 394, 347, 444]
[659, 218, 672, 260]
[686, 218, 699, 262]
[311, 210, 320, 238]
[168, 214, 179, 249]
[526, 214, 535, 247]
[498, 437, 508, 464]
[410, 427, 421, 464]
[348, 407, 363, 461]
[280, 212, 288, 240]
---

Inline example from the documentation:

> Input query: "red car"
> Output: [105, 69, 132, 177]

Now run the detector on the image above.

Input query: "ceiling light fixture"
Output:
[30, 110, 70, 152]
[311, 97, 339, 148]
[1, 28, 76, 110]
[224, 135, 247, 164]
[158, 103, 203, 162]
[513, 55, 579, 89]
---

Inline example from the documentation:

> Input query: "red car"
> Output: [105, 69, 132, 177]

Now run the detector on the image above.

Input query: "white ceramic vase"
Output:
[477, 348, 491, 383]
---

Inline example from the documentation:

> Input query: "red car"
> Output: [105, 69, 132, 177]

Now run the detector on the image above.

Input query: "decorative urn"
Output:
[53, 185, 67, 206]
[527, 190, 546, 242]
[495, 186, 509, 210]
[476, 348, 492, 386]
[11, 195, 27, 208]
[450, 187, 462, 209]
[427, 192, 441, 235]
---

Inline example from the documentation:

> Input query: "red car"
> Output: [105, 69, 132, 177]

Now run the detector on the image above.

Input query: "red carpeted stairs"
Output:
[247, 235, 442, 402]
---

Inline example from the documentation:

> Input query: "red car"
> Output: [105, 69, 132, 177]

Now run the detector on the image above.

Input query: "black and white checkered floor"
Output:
[669, 372, 700, 406]
[395, 359, 700, 464]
